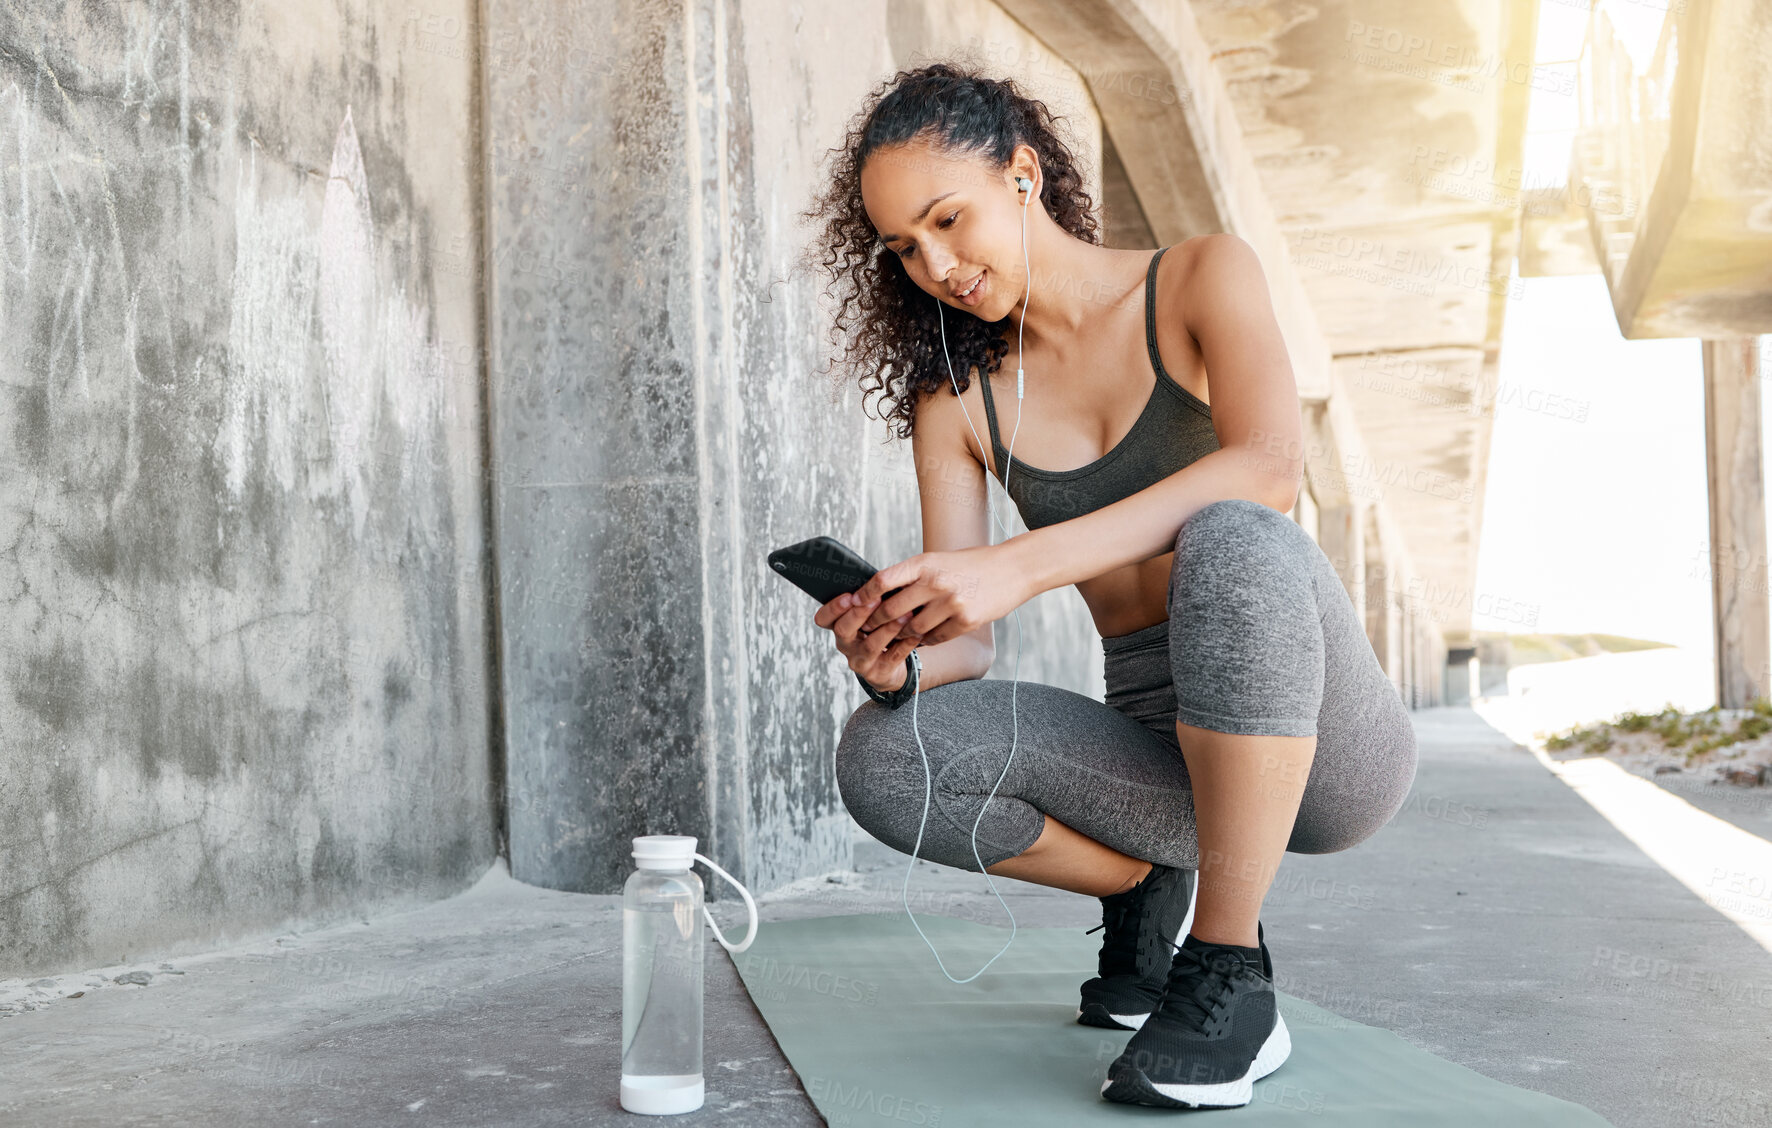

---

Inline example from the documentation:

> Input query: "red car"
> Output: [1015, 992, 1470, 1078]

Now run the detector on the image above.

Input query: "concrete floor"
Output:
[3, 706, 1769, 1127]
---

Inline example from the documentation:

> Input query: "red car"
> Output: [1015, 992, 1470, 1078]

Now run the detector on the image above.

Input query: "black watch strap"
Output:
[857, 651, 920, 709]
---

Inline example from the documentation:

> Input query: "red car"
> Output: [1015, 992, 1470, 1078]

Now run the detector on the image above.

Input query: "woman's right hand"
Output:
[814, 589, 919, 691]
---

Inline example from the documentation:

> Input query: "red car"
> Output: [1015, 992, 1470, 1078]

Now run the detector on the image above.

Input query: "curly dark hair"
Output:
[799, 59, 1102, 443]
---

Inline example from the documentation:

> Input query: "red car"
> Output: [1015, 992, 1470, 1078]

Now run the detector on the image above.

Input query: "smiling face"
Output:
[860, 135, 1038, 320]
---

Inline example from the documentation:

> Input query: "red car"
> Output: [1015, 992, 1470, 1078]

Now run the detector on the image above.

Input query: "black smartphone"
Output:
[768, 535, 889, 604]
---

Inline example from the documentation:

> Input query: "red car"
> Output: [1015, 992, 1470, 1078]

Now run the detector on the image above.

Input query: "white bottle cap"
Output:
[631, 834, 697, 871]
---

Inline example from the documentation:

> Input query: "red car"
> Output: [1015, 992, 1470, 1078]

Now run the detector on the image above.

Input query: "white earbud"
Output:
[1015, 175, 1032, 193]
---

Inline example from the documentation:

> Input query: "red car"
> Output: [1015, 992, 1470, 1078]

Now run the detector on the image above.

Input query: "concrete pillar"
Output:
[1422, 626, 1436, 706]
[1701, 338, 1771, 708]
[1385, 587, 1404, 691]
[1477, 636, 1512, 697]
[1419, 629, 1428, 706]
[1400, 600, 1414, 707]
[1419, 616, 1430, 705]
[484, 0, 794, 894]
[1291, 479, 1320, 543]
[1363, 509, 1400, 689]
[1317, 502, 1367, 628]
[1411, 619, 1422, 708]
[1411, 629, 1419, 707]
[1445, 647, 1476, 706]
[1415, 628, 1425, 707]
[1424, 627, 1439, 706]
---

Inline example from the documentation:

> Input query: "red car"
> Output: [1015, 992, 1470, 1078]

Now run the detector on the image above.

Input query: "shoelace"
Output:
[1084, 885, 1148, 978]
[1158, 946, 1251, 1031]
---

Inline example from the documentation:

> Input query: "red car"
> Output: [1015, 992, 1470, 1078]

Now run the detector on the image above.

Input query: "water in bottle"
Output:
[620, 834, 757, 1116]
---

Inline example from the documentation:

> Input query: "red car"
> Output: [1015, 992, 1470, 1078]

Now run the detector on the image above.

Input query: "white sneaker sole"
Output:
[1099, 1012, 1292, 1108]
[1074, 1006, 1148, 1030]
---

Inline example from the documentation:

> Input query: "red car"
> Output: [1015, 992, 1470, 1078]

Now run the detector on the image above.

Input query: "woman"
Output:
[799, 62, 1418, 1110]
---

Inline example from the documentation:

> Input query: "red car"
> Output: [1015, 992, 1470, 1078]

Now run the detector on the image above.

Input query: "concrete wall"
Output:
[489, 0, 1109, 899]
[4, 0, 1412, 977]
[0, 2, 496, 978]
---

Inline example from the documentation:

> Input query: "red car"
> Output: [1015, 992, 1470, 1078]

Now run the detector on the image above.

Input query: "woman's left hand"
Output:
[852, 543, 1032, 647]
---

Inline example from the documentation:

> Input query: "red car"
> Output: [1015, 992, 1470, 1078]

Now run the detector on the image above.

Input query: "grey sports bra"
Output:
[978, 245, 1219, 531]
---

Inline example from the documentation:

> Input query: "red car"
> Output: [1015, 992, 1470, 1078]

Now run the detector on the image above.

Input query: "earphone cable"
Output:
[897, 171, 1034, 983]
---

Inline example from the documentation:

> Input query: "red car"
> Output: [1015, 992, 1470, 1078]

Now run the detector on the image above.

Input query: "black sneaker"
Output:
[1100, 921, 1290, 1109]
[1075, 862, 1196, 1031]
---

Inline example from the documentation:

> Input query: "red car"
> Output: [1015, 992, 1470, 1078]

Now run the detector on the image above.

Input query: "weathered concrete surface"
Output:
[3, 707, 1765, 1126]
[1574, 0, 1772, 339]
[488, 0, 1109, 900]
[0, 2, 496, 979]
[1702, 338, 1771, 708]
[1192, 0, 1536, 350]
[1333, 344, 1483, 657]
[1519, 180, 1605, 279]
[482, 0, 723, 901]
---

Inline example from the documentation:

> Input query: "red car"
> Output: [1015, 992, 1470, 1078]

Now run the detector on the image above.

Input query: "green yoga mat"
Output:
[732, 913, 1614, 1126]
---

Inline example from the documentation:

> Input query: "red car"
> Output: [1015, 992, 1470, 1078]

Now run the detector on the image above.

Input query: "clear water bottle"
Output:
[620, 834, 758, 1116]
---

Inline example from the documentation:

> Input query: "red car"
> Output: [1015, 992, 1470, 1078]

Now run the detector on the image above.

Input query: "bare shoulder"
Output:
[1170, 231, 1257, 275]
[1167, 233, 1270, 336]
[911, 367, 990, 474]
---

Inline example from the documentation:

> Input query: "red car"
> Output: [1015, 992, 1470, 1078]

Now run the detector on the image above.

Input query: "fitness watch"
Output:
[856, 649, 921, 709]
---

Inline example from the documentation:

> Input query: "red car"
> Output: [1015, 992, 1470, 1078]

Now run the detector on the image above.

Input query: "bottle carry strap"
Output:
[693, 852, 758, 953]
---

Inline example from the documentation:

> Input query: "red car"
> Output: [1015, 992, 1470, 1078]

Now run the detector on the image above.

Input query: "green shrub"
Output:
[1654, 713, 1690, 746]
[1543, 703, 1763, 757]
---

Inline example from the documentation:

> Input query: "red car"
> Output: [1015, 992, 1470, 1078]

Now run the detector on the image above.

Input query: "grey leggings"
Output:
[834, 498, 1419, 872]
